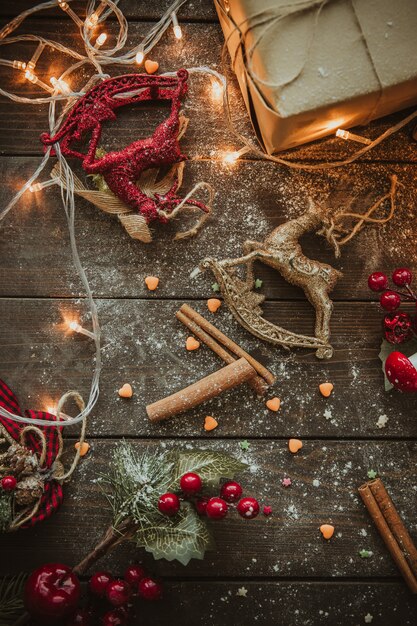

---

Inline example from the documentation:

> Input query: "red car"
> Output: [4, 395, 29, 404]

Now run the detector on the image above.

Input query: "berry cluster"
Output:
[368, 268, 416, 344]
[24, 562, 162, 626]
[158, 472, 260, 521]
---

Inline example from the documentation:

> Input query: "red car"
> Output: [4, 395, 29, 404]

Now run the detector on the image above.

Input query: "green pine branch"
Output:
[0, 573, 26, 624]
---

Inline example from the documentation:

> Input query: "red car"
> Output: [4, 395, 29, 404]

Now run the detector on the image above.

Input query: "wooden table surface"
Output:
[1, 2, 417, 625]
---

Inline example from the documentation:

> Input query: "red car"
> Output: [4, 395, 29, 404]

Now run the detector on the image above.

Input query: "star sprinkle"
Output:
[359, 549, 373, 559]
[376, 414, 388, 429]
[263, 505, 272, 516]
[367, 469, 378, 479]
[240, 440, 250, 451]
[281, 477, 292, 487]
[255, 278, 263, 289]
[212, 282, 220, 292]
[236, 587, 248, 597]
[364, 614, 373, 623]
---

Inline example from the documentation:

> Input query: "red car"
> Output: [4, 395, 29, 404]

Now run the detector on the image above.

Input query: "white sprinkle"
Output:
[236, 587, 248, 597]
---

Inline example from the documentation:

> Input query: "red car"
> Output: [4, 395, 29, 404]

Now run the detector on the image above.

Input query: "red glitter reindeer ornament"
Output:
[41, 69, 210, 229]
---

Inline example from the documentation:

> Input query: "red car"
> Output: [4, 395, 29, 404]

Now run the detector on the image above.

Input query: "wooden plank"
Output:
[0, 439, 415, 578]
[0, 298, 416, 438]
[0, 21, 416, 162]
[0, 157, 415, 300]
[135, 581, 417, 626]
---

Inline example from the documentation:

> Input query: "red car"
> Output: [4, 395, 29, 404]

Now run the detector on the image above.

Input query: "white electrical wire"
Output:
[0, 0, 191, 427]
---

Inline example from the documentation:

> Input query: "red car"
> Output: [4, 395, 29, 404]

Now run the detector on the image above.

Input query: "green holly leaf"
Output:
[212, 282, 220, 292]
[254, 278, 263, 289]
[367, 469, 377, 479]
[135, 502, 214, 566]
[378, 337, 417, 392]
[168, 450, 247, 490]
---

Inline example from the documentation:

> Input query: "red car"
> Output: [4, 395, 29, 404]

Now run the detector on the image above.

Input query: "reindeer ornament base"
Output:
[200, 201, 342, 360]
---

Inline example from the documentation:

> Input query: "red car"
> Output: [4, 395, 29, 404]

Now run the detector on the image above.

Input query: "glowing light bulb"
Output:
[211, 80, 223, 103]
[95, 32, 107, 48]
[135, 48, 145, 65]
[85, 12, 99, 29]
[221, 146, 250, 166]
[336, 128, 372, 146]
[171, 12, 182, 39]
[67, 319, 96, 339]
[46, 405, 57, 415]
[13, 60, 26, 70]
[25, 69, 53, 93]
[29, 183, 42, 192]
[50, 76, 71, 95]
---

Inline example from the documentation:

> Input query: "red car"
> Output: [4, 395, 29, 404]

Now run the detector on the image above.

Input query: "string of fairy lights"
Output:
[0, 0, 413, 428]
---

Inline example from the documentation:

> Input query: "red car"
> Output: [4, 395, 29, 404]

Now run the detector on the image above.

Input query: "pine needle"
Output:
[0, 572, 27, 624]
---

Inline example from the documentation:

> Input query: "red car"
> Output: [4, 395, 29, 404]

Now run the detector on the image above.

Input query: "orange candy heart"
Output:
[320, 524, 335, 540]
[75, 441, 90, 457]
[288, 438, 303, 454]
[118, 383, 133, 398]
[207, 298, 221, 313]
[145, 59, 159, 74]
[266, 397, 280, 412]
[204, 416, 218, 431]
[186, 336, 200, 351]
[319, 382, 334, 397]
[145, 276, 159, 291]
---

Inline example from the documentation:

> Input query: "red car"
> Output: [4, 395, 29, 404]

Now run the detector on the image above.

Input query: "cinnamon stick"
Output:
[358, 479, 417, 593]
[176, 309, 268, 396]
[179, 304, 275, 385]
[146, 357, 257, 422]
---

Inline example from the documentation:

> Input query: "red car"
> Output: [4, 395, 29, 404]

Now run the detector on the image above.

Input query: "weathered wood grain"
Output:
[136, 581, 417, 626]
[0, 21, 416, 162]
[0, 157, 415, 301]
[0, 298, 415, 438]
[0, 439, 415, 579]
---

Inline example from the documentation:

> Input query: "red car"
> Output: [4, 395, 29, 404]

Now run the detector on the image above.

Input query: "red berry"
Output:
[384, 312, 413, 344]
[392, 268, 412, 286]
[66, 609, 92, 626]
[195, 497, 209, 515]
[368, 272, 388, 292]
[237, 497, 260, 519]
[158, 492, 180, 516]
[106, 579, 131, 607]
[124, 564, 146, 586]
[205, 497, 228, 519]
[220, 481, 243, 503]
[102, 609, 127, 626]
[24, 563, 80, 624]
[1, 476, 17, 491]
[138, 577, 163, 601]
[89, 571, 112, 598]
[380, 291, 401, 312]
[180, 472, 202, 495]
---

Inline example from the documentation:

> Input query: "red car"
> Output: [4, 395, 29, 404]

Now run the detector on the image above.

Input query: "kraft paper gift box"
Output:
[215, 0, 417, 153]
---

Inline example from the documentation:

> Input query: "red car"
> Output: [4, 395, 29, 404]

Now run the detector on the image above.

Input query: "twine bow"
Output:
[0, 379, 87, 530]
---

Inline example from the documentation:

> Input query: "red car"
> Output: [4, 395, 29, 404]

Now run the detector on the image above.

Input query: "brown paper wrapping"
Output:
[215, 0, 417, 153]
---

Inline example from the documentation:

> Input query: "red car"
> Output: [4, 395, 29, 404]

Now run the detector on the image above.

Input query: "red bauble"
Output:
[220, 481, 243, 503]
[195, 497, 209, 516]
[138, 577, 163, 601]
[1, 475, 17, 491]
[124, 564, 146, 586]
[106, 580, 131, 607]
[66, 608, 92, 626]
[180, 472, 202, 495]
[158, 492, 180, 516]
[368, 272, 388, 292]
[24, 563, 80, 624]
[89, 571, 113, 598]
[380, 291, 401, 312]
[237, 497, 260, 519]
[384, 312, 413, 344]
[205, 497, 228, 519]
[102, 609, 128, 626]
[392, 268, 412, 286]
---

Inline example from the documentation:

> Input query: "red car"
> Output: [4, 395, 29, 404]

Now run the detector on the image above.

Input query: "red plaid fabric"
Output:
[0, 379, 64, 528]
